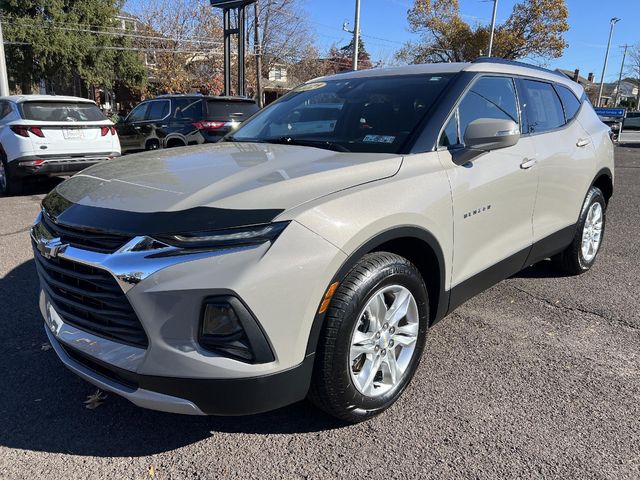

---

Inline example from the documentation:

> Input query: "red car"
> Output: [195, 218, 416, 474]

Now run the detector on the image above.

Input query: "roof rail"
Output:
[472, 57, 566, 79]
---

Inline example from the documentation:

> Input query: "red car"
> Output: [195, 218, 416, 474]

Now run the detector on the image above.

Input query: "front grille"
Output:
[41, 213, 131, 253]
[34, 248, 148, 347]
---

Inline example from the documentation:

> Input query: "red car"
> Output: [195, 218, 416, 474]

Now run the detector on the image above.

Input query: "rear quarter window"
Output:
[555, 84, 582, 122]
[20, 101, 106, 122]
[520, 80, 565, 133]
[206, 101, 259, 120]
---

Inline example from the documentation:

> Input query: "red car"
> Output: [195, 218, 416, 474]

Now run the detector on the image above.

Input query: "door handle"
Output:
[133, 126, 141, 130]
[520, 158, 537, 170]
[576, 138, 591, 147]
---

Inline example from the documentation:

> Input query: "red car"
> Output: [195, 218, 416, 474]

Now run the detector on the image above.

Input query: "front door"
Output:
[117, 102, 150, 151]
[437, 75, 538, 306]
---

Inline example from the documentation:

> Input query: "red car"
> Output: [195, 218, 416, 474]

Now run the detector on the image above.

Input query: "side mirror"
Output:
[464, 118, 520, 150]
[452, 118, 520, 165]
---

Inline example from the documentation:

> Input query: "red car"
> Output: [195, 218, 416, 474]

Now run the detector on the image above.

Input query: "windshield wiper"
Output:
[262, 137, 351, 152]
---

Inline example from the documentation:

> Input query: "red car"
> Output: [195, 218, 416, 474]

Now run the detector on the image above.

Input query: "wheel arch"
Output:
[305, 226, 449, 356]
[164, 135, 187, 148]
[591, 167, 613, 205]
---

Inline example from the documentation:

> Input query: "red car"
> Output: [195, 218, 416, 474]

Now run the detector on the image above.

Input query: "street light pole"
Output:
[352, 0, 361, 71]
[0, 16, 10, 96]
[597, 17, 621, 107]
[614, 44, 629, 107]
[487, 0, 499, 57]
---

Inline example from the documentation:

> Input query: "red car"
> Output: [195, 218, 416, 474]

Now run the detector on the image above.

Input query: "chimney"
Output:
[573, 69, 580, 81]
[588, 72, 594, 83]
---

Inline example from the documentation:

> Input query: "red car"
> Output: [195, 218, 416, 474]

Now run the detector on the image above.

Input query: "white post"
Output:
[352, 0, 361, 71]
[488, 0, 499, 57]
[0, 17, 10, 96]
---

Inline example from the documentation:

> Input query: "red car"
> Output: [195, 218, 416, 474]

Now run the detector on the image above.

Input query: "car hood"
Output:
[43, 142, 402, 234]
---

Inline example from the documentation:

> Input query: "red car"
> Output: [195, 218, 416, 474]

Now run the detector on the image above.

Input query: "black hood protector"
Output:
[41, 190, 284, 236]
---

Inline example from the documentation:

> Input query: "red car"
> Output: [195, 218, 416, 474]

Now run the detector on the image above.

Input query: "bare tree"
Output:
[627, 44, 640, 110]
[132, 0, 225, 94]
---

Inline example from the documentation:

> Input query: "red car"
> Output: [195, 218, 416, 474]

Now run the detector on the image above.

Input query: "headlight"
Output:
[156, 221, 289, 249]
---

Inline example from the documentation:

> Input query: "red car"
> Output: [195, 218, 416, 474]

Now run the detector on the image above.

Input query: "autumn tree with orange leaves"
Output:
[397, 0, 569, 64]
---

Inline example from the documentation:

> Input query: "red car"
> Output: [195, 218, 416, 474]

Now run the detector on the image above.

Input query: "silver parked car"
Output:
[31, 59, 614, 422]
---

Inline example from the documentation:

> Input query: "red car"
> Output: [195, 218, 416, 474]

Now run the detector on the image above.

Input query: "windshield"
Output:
[229, 73, 454, 153]
[20, 101, 106, 122]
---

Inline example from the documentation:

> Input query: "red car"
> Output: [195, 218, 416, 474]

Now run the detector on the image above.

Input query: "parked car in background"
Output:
[116, 95, 259, 154]
[0, 95, 120, 195]
[623, 111, 640, 130]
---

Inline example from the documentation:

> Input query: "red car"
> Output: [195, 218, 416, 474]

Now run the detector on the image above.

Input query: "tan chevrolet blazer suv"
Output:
[31, 58, 614, 422]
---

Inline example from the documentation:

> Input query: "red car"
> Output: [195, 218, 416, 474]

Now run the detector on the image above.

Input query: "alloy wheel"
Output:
[581, 202, 603, 262]
[349, 285, 419, 397]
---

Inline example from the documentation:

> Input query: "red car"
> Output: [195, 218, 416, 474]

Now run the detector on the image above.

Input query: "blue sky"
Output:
[305, 0, 639, 82]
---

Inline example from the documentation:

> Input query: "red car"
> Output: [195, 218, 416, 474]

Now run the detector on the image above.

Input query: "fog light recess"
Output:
[199, 296, 274, 364]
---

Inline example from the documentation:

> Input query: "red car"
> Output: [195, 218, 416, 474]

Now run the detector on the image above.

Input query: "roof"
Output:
[313, 58, 585, 98]
[0, 95, 98, 104]
[153, 94, 255, 102]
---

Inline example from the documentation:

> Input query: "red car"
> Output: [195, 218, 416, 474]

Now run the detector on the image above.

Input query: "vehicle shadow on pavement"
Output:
[511, 260, 567, 279]
[0, 260, 345, 458]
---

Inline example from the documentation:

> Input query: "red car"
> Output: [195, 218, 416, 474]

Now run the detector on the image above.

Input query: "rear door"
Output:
[517, 79, 595, 248]
[437, 75, 538, 304]
[170, 97, 203, 145]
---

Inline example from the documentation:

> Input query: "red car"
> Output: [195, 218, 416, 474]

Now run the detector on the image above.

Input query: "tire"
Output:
[166, 139, 185, 149]
[308, 252, 429, 423]
[145, 140, 160, 151]
[553, 187, 606, 275]
[0, 154, 23, 196]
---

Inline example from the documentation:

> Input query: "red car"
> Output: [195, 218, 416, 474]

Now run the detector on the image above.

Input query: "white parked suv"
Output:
[0, 95, 121, 195]
[31, 59, 614, 422]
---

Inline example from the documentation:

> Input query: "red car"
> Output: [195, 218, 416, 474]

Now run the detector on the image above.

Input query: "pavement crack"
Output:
[0, 226, 31, 237]
[511, 285, 640, 331]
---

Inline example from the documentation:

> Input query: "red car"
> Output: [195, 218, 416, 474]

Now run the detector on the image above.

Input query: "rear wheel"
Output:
[309, 252, 429, 423]
[553, 187, 606, 275]
[0, 155, 23, 196]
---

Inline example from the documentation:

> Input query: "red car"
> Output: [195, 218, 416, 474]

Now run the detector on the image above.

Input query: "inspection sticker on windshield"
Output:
[363, 134, 395, 144]
[294, 82, 326, 92]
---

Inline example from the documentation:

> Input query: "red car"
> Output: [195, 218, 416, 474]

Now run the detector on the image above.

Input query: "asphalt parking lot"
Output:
[0, 145, 639, 480]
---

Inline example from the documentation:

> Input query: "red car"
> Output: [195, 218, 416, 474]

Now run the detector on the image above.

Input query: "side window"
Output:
[147, 100, 170, 121]
[458, 76, 519, 143]
[127, 103, 149, 122]
[0, 101, 11, 119]
[520, 80, 565, 133]
[555, 84, 582, 123]
[173, 98, 203, 121]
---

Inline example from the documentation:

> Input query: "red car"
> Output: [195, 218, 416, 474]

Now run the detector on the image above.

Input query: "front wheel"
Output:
[553, 186, 606, 275]
[309, 252, 429, 423]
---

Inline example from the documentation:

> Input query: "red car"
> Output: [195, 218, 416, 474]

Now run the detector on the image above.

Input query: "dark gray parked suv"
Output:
[116, 95, 259, 153]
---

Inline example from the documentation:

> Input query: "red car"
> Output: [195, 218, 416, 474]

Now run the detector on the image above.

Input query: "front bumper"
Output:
[45, 324, 315, 415]
[10, 153, 120, 177]
[34, 219, 345, 415]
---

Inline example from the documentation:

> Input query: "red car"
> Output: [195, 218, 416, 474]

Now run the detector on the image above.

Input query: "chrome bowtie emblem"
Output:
[37, 237, 67, 259]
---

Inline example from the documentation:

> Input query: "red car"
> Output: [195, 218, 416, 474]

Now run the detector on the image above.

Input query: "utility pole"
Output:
[352, 0, 361, 71]
[597, 17, 621, 107]
[487, 0, 499, 57]
[254, 1, 263, 107]
[0, 16, 10, 96]
[614, 44, 629, 107]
